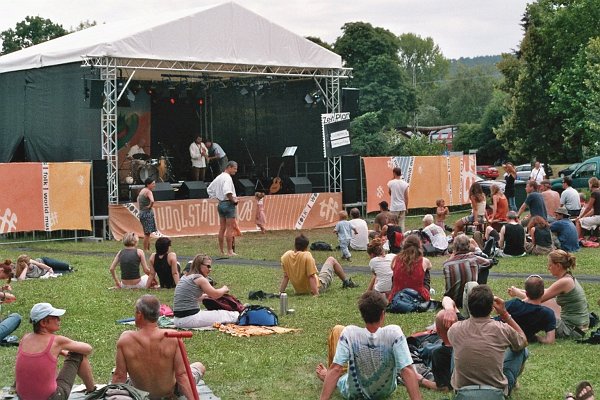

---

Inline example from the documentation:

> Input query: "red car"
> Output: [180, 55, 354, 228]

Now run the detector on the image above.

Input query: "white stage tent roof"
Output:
[0, 1, 342, 77]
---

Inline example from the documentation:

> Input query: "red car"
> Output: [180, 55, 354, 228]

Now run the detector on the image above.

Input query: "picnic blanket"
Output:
[1, 381, 220, 400]
[213, 322, 300, 337]
[117, 316, 216, 331]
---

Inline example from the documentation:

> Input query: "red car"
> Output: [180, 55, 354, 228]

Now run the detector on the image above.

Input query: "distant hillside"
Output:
[449, 55, 502, 76]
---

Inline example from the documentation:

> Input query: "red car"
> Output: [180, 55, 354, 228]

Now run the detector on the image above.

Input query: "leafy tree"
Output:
[349, 111, 389, 156]
[496, 0, 600, 162]
[71, 19, 97, 32]
[452, 123, 480, 154]
[334, 22, 400, 67]
[397, 33, 449, 89]
[389, 134, 447, 156]
[1, 16, 67, 55]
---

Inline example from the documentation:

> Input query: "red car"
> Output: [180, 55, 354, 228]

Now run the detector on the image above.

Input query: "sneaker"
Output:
[342, 278, 358, 289]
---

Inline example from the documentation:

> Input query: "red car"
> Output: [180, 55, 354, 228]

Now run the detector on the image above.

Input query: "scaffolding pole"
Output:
[100, 57, 119, 204]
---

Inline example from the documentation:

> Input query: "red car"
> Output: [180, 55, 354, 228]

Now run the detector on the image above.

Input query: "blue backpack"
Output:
[237, 305, 278, 326]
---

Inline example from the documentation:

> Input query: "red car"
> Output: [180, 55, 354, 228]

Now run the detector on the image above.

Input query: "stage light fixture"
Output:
[197, 98, 204, 106]
[304, 93, 314, 104]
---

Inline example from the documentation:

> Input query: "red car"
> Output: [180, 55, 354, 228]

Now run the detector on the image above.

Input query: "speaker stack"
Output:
[177, 181, 208, 199]
[153, 182, 175, 201]
[287, 177, 312, 194]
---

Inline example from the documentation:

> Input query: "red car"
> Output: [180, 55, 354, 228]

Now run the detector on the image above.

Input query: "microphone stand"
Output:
[240, 137, 265, 191]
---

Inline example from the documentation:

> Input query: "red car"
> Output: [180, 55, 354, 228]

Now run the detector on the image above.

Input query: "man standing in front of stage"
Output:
[189, 136, 208, 181]
[206, 139, 228, 173]
[207, 161, 239, 256]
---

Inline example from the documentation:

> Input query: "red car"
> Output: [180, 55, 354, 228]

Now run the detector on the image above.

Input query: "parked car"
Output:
[515, 163, 553, 181]
[558, 163, 581, 178]
[476, 165, 499, 180]
[477, 177, 505, 196]
[550, 156, 600, 192]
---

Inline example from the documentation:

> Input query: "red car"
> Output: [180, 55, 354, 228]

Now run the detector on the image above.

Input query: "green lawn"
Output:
[1, 222, 599, 399]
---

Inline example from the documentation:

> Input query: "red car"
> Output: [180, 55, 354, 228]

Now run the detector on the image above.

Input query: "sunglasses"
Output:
[202, 263, 212, 269]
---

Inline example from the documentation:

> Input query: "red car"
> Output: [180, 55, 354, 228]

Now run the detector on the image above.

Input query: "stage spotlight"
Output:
[304, 93, 314, 104]
[197, 98, 204, 106]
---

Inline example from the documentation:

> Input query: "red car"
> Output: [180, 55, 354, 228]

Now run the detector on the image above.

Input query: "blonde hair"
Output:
[190, 254, 211, 276]
[16, 254, 30, 278]
[123, 232, 139, 247]
[338, 210, 348, 220]
[548, 250, 576, 271]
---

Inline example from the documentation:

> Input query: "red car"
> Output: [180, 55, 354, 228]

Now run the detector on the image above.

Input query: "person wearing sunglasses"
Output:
[172, 254, 239, 328]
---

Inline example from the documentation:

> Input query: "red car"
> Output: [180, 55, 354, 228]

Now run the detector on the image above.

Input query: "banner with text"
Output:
[109, 192, 343, 240]
[363, 155, 477, 213]
[0, 162, 91, 233]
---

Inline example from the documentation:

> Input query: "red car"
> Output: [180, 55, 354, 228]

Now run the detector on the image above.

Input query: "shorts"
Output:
[580, 215, 600, 231]
[318, 262, 335, 293]
[217, 201, 237, 219]
[120, 275, 149, 289]
[555, 318, 586, 339]
[139, 209, 157, 235]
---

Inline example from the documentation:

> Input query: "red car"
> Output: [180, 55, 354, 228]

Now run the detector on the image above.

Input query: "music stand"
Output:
[282, 147, 298, 182]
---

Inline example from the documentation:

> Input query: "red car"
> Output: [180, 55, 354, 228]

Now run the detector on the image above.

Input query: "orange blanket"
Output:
[213, 323, 300, 337]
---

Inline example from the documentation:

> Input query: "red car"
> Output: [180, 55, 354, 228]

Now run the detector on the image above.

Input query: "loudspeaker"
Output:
[288, 177, 312, 194]
[178, 181, 208, 199]
[237, 178, 255, 196]
[91, 160, 108, 215]
[153, 182, 175, 201]
[342, 155, 362, 204]
[342, 88, 360, 117]
[89, 79, 104, 109]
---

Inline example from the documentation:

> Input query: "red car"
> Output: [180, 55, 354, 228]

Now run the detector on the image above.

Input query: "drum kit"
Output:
[127, 153, 174, 184]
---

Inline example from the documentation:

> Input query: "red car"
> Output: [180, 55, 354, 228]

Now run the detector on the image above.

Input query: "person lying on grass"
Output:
[316, 290, 422, 400]
[15, 254, 72, 280]
[279, 234, 357, 297]
[114, 294, 205, 399]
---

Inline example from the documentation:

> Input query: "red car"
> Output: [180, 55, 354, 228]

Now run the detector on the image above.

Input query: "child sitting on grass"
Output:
[334, 210, 357, 262]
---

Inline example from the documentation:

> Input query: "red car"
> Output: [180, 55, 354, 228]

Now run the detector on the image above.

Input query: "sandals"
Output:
[567, 381, 595, 400]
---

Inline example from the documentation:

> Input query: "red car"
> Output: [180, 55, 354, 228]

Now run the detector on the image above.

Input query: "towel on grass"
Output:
[213, 323, 300, 337]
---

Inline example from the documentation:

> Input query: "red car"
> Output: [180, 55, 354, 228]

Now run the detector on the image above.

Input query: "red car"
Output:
[476, 165, 499, 180]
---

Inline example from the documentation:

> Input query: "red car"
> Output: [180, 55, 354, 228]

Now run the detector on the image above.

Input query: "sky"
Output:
[0, 0, 532, 59]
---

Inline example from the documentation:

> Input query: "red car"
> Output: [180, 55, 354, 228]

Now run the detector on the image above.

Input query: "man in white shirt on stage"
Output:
[207, 161, 239, 256]
[189, 136, 208, 181]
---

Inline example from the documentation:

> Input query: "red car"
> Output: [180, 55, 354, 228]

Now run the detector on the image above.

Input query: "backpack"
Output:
[202, 294, 246, 313]
[237, 305, 278, 326]
[310, 241, 333, 251]
[387, 288, 425, 314]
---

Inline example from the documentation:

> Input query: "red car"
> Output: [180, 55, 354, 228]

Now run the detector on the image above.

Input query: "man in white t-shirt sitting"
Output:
[422, 214, 448, 254]
[348, 208, 369, 251]
[316, 291, 422, 400]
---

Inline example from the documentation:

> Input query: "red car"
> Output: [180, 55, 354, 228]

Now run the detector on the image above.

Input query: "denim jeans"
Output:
[0, 313, 22, 341]
[339, 239, 351, 259]
[503, 347, 528, 394]
[507, 197, 517, 211]
[40, 257, 71, 272]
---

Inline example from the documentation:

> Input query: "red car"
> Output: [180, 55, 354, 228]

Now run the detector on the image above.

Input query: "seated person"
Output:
[575, 177, 600, 240]
[147, 236, 180, 289]
[503, 275, 556, 344]
[114, 295, 205, 399]
[443, 234, 492, 309]
[15, 303, 96, 399]
[421, 214, 449, 254]
[388, 235, 432, 303]
[109, 232, 152, 289]
[15, 254, 72, 280]
[490, 183, 509, 224]
[525, 216, 554, 255]
[381, 214, 404, 254]
[173, 254, 239, 328]
[315, 291, 422, 400]
[498, 211, 526, 257]
[550, 207, 580, 252]
[0, 261, 21, 342]
[372, 200, 393, 237]
[452, 182, 486, 237]
[366, 238, 394, 296]
[349, 208, 369, 251]
[279, 234, 357, 296]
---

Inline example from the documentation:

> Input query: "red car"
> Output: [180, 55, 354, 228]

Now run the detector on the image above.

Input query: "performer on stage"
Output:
[189, 136, 208, 181]
[137, 178, 157, 251]
[205, 139, 228, 173]
[207, 161, 239, 257]
[127, 139, 147, 159]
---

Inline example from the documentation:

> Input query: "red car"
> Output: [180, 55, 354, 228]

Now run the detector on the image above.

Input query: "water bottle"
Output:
[279, 293, 288, 315]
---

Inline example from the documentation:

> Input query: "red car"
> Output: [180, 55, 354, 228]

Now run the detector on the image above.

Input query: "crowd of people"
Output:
[1, 162, 597, 400]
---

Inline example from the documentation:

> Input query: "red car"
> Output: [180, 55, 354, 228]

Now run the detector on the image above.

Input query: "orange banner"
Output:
[363, 155, 477, 213]
[0, 162, 91, 233]
[109, 192, 343, 240]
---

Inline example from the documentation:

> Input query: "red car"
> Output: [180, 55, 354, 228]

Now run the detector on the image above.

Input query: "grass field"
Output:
[1, 214, 598, 399]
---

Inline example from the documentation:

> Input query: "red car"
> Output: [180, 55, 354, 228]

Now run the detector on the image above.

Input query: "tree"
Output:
[71, 19, 97, 32]
[1, 16, 67, 55]
[389, 134, 447, 157]
[496, 0, 600, 162]
[397, 33, 449, 89]
[349, 112, 389, 156]
[334, 22, 416, 118]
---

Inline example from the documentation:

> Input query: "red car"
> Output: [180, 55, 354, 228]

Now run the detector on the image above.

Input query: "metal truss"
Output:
[99, 57, 119, 205]
[327, 156, 342, 193]
[83, 57, 352, 80]
[315, 71, 343, 114]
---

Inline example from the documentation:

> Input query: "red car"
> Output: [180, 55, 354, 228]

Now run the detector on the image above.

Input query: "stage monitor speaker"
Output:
[288, 177, 312, 194]
[342, 87, 360, 117]
[91, 160, 108, 215]
[178, 181, 208, 199]
[342, 155, 362, 204]
[89, 79, 104, 109]
[237, 178, 255, 197]
[153, 182, 175, 201]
